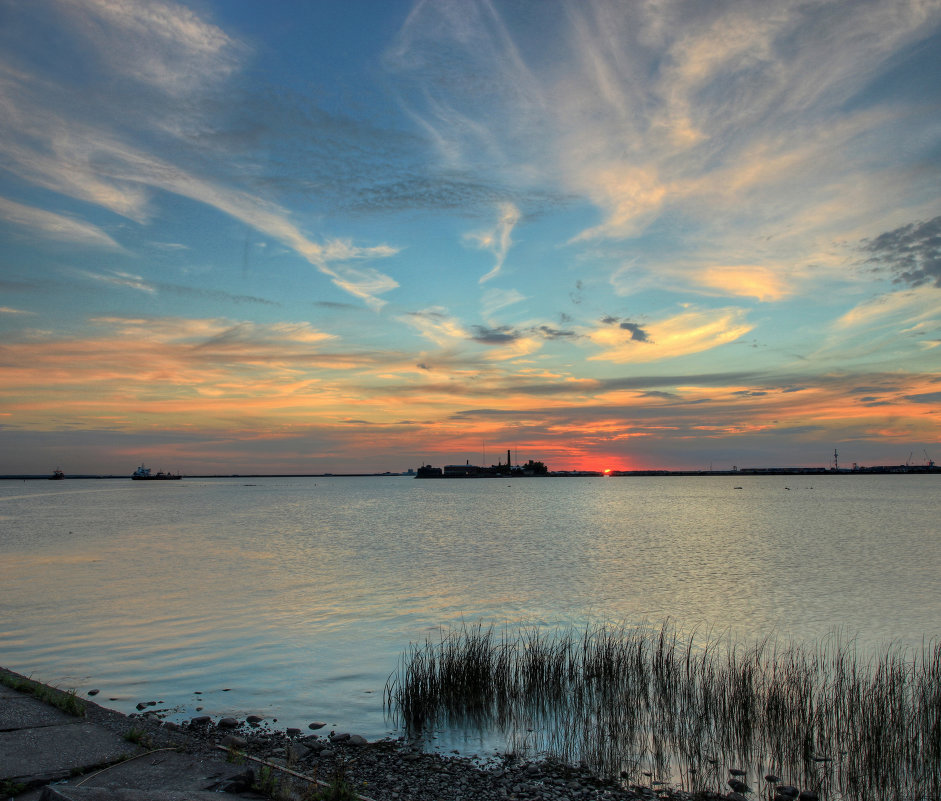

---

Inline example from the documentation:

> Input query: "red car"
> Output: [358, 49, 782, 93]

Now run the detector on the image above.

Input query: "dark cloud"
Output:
[471, 325, 519, 344]
[768, 425, 826, 436]
[862, 215, 941, 288]
[347, 173, 568, 217]
[515, 372, 757, 397]
[416, 363, 431, 370]
[203, 86, 571, 219]
[153, 281, 278, 306]
[619, 321, 651, 342]
[570, 281, 583, 305]
[601, 316, 652, 344]
[733, 390, 768, 397]
[535, 325, 576, 340]
[0, 277, 40, 292]
[852, 385, 898, 393]
[315, 300, 360, 310]
[641, 390, 679, 400]
[904, 391, 941, 403]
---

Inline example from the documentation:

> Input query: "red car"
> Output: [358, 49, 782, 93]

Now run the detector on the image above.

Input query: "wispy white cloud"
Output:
[0, 195, 121, 249]
[77, 269, 156, 294]
[398, 307, 467, 346]
[481, 287, 526, 318]
[834, 287, 939, 332]
[57, 0, 243, 98]
[808, 286, 941, 367]
[465, 202, 521, 283]
[0, 0, 400, 308]
[388, 0, 941, 263]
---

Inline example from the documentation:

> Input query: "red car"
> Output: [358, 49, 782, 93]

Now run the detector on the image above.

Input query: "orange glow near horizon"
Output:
[1, 316, 939, 473]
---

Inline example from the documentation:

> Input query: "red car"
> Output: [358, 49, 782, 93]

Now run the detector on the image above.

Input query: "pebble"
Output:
[287, 742, 310, 761]
[87, 689, 99, 696]
[218, 717, 239, 728]
[308, 721, 326, 729]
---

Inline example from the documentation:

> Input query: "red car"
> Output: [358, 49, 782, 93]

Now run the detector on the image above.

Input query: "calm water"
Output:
[1, 474, 938, 753]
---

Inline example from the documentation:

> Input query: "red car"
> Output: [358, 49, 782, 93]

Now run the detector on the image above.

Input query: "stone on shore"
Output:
[220, 734, 247, 749]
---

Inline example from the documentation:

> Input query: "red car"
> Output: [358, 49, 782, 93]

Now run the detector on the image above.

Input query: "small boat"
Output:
[50, 468, 65, 480]
[132, 464, 182, 480]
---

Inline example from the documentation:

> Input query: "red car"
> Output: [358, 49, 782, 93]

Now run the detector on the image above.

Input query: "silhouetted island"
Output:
[415, 456, 939, 478]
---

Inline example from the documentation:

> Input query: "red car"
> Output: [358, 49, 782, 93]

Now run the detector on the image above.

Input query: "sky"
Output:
[1, 0, 940, 475]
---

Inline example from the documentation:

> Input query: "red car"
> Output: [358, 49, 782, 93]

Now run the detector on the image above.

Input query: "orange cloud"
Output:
[588, 307, 752, 363]
[694, 265, 792, 302]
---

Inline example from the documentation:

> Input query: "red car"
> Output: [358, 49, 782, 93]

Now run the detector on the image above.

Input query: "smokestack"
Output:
[507, 449, 512, 468]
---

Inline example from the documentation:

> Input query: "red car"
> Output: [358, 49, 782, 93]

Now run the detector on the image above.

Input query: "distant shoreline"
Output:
[3, 466, 938, 480]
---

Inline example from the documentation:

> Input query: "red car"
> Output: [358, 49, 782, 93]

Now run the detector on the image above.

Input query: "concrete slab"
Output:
[0, 721, 142, 785]
[2, 669, 274, 799]
[33, 749, 254, 794]
[40, 790, 234, 801]
[0, 694, 78, 731]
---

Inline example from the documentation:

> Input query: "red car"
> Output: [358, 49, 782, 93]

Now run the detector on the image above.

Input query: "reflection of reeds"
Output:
[383, 622, 940, 800]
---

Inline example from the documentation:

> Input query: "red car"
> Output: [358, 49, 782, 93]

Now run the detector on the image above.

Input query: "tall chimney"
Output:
[507, 449, 512, 468]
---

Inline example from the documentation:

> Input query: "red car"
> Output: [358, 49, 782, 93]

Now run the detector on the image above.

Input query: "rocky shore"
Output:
[121, 709, 738, 801]
[2, 667, 782, 800]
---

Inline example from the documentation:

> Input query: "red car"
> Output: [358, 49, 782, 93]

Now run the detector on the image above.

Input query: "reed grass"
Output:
[384, 622, 940, 800]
